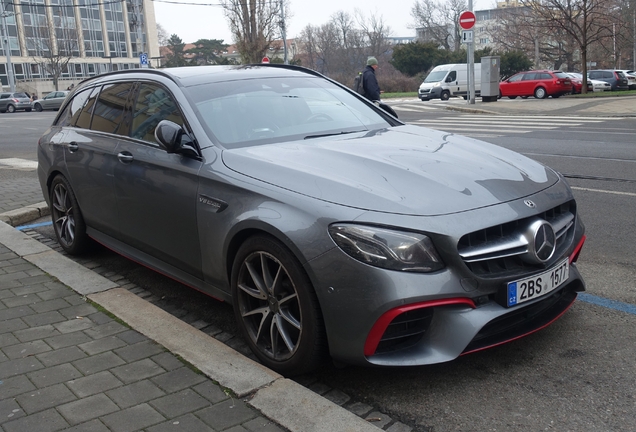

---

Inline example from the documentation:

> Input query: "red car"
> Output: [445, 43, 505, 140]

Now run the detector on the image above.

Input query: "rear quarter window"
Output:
[56, 88, 94, 127]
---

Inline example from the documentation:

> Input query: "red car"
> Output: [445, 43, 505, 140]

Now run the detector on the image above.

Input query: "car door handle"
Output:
[117, 152, 134, 163]
[67, 142, 79, 153]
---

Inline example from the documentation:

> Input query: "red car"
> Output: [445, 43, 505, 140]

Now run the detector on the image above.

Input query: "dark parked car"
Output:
[616, 70, 636, 90]
[0, 92, 33, 113]
[499, 70, 572, 99]
[587, 70, 629, 91]
[37, 65, 587, 375]
[32, 91, 70, 111]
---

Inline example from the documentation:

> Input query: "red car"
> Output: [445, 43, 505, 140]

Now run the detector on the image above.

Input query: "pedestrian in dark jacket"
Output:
[362, 57, 381, 101]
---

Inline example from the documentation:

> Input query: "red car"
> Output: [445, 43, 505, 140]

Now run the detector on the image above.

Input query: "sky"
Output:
[153, 0, 493, 45]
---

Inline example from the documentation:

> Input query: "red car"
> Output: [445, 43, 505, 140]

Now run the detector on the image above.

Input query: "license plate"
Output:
[507, 259, 569, 307]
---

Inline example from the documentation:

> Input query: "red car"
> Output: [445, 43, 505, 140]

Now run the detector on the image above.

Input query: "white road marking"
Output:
[571, 187, 636, 197]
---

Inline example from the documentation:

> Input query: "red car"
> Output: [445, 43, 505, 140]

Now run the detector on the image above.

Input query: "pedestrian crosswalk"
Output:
[0, 158, 38, 171]
[389, 107, 624, 138]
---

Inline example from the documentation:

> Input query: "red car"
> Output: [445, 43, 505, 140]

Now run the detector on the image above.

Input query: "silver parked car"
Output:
[37, 66, 587, 375]
[0, 92, 33, 113]
[32, 90, 70, 112]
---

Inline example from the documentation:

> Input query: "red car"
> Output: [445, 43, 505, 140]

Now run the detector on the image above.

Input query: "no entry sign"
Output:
[459, 11, 476, 30]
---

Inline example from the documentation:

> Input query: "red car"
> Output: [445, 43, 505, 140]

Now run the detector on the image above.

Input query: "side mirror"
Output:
[155, 120, 199, 158]
[378, 102, 398, 119]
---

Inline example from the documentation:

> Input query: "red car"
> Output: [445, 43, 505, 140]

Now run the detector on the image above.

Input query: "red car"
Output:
[500, 70, 572, 99]
[566, 73, 593, 94]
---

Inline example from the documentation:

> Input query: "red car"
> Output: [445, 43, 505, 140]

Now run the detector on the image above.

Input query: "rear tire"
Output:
[7, 104, 15, 113]
[232, 235, 327, 376]
[534, 87, 547, 99]
[50, 175, 90, 255]
[26, 108, 32, 112]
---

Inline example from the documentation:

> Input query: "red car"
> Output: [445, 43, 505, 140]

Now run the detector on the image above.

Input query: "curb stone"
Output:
[0, 200, 49, 226]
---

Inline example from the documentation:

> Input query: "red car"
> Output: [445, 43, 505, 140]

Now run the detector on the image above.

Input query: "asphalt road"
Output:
[2, 108, 635, 431]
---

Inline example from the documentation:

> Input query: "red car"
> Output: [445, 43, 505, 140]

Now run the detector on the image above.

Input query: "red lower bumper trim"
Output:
[364, 298, 476, 356]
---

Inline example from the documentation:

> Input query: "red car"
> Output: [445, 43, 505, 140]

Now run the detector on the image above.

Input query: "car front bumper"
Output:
[305, 183, 586, 367]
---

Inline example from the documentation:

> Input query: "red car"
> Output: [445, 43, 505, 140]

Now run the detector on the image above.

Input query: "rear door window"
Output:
[90, 82, 134, 135]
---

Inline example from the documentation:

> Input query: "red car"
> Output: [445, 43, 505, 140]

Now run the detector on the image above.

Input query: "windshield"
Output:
[184, 76, 392, 148]
[423, 71, 449, 83]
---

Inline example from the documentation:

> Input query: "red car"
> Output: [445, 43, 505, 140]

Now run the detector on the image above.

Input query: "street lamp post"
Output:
[0, 2, 16, 92]
[103, 55, 115, 72]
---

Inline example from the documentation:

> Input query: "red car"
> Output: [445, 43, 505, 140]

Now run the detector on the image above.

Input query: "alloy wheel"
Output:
[236, 251, 302, 361]
[52, 182, 77, 248]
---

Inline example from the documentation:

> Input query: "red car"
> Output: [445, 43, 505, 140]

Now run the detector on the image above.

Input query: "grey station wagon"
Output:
[37, 65, 587, 375]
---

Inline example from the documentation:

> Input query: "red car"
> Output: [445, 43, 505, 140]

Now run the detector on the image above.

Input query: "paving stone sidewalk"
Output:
[0, 241, 287, 432]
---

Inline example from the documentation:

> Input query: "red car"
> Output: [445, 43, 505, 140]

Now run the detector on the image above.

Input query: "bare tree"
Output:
[156, 23, 170, 47]
[26, 16, 79, 91]
[488, 7, 580, 70]
[517, 0, 618, 93]
[221, 0, 281, 63]
[411, 0, 467, 51]
[356, 10, 393, 61]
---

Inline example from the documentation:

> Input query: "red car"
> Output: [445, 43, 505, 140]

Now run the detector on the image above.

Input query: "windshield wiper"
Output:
[304, 130, 365, 140]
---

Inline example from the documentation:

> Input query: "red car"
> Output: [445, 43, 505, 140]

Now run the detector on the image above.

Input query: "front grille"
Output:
[375, 309, 433, 354]
[458, 201, 576, 279]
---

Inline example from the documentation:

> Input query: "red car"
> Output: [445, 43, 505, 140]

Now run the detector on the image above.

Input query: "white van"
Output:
[418, 63, 482, 101]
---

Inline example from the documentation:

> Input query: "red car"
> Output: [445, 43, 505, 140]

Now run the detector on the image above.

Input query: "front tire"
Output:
[34, 103, 43, 112]
[50, 175, 90, 255]
[232, 235, 327, 375]
[440, 91, 450, 101]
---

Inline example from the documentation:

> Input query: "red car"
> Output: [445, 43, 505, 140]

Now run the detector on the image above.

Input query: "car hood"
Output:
[221, 125, 559, 216]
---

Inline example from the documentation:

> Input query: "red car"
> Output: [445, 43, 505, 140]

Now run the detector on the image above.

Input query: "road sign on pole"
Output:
[462, 30, 474, 44]
[459, 11, 476, 30]
[140, 52, 149, 68]
[262, 57, 270, 63]
[462, 5, 476, 105]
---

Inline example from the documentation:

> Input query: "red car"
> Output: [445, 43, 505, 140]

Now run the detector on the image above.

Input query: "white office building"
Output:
[1, 0, 159, 94]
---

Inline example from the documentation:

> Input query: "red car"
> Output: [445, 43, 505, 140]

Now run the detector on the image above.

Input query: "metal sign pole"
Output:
[468, 0, 475, 105]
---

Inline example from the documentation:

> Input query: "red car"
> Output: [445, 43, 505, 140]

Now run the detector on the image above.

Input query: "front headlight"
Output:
[328, 224, 444, 273]
[433, 82, 441, 88]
